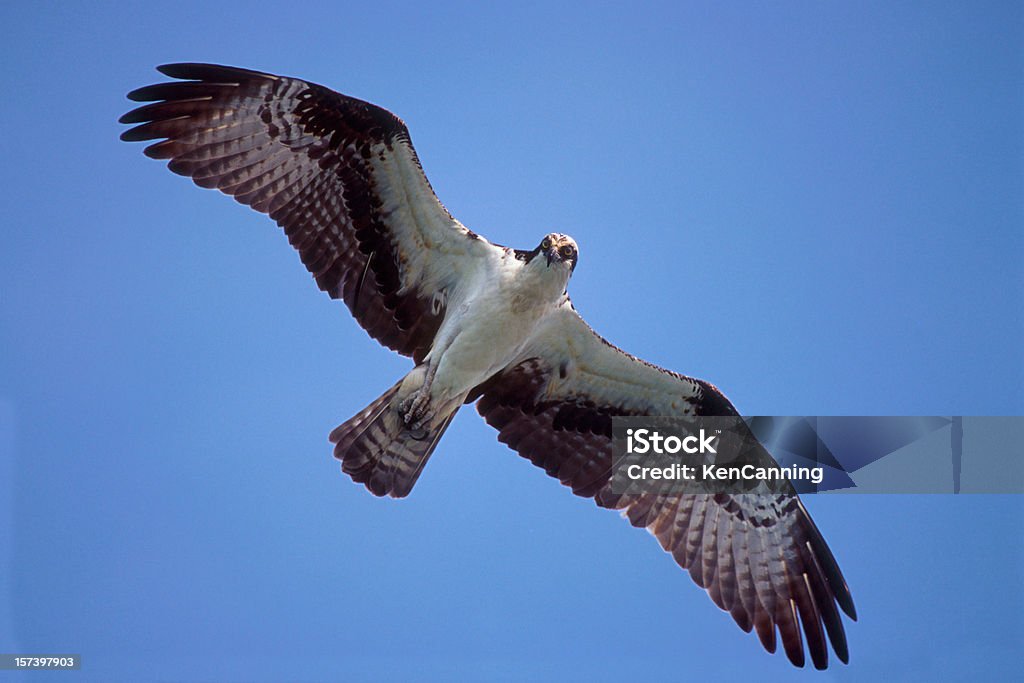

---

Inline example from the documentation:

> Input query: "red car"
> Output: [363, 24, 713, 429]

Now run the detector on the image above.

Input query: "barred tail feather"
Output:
[329, 379, 458, 498]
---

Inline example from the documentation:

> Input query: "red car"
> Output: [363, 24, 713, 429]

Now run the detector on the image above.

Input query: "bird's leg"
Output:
[399, 363, 438, 430]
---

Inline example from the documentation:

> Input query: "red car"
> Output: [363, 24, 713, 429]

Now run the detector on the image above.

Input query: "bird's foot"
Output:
[399, 390, 431, 431]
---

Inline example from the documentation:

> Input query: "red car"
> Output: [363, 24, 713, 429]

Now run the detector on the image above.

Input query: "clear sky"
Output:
[1, 1, 1022, 681]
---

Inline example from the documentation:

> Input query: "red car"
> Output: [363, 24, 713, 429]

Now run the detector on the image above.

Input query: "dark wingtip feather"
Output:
[126, 84, 161, 102]
[730, 602, 753, 633]
[754, 612, 777, 654]
[118, 118, 179, 142]
[797, 499, 858, 621]
[126, 81, 232, 104]
[778, 599, 806, 668]
[829, 560, 857, 621]
[119, 99, 209, 125]
[141, 140, 178, 160]
[156, 62, 206, 78]
[844, 595, 859, 622]
[157, 62, 274, 82]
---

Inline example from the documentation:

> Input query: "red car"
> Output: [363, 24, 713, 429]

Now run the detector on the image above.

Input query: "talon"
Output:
[398, 364, 438, 428]
[399, 390, 431, 427]
[399, 396, 415, 420]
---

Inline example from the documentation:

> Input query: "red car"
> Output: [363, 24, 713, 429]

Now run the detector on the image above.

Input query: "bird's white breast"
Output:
[427, 253, 568, 401]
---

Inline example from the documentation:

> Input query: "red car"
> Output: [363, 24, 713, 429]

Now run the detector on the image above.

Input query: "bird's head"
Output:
[538, 232, 578, 273]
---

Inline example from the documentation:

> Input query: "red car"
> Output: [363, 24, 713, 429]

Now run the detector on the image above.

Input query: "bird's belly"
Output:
[432, 297, 542, 397]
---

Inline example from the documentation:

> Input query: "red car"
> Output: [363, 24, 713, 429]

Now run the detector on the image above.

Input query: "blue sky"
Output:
[1, 1, 1022, 680]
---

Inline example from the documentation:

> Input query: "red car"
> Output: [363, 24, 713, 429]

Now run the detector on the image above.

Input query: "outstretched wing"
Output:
[470, 302, 857, 669]
[121, 63, 500, 363]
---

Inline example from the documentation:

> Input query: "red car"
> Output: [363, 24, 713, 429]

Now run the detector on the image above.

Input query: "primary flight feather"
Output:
[121, 63, 856, 669]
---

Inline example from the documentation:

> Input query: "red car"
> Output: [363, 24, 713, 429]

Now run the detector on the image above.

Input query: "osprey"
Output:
[121, 64, 856, 668]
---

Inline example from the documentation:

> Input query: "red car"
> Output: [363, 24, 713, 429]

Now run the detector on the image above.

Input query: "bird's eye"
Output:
[541, 238, 551, 250]
[560, 245, 574, 258]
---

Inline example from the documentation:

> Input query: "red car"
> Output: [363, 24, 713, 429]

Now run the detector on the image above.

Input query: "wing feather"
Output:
[121, 63, 501, 362]
[472, 303, 856, 668]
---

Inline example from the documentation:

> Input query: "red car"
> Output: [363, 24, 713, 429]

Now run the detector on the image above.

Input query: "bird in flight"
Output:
[121, 63, 856, 668]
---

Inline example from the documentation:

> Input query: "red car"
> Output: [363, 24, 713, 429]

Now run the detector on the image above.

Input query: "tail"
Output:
[329, 374, 459, 498]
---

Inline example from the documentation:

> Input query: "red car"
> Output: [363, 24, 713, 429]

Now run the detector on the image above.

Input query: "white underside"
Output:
[422, 250, 570, 406]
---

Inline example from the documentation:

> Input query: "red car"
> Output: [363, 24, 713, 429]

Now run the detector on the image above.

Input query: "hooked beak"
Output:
[546, 249, 554, 267]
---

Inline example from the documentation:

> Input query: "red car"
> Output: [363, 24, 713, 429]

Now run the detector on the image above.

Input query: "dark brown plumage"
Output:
[121, 63, 449, 363]
[471, 354, 855, 668]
